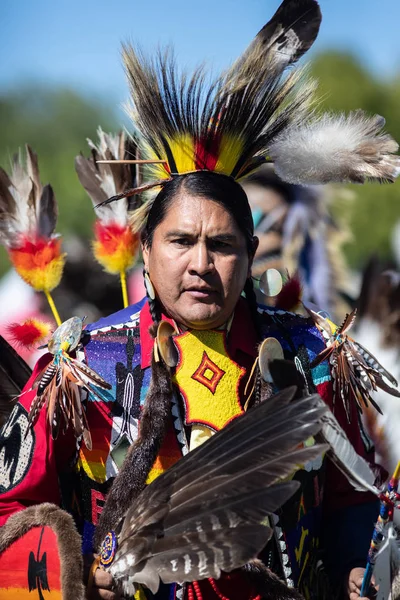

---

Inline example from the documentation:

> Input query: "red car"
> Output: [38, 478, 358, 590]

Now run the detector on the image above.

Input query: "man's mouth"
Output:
[184, 287, 217, 298]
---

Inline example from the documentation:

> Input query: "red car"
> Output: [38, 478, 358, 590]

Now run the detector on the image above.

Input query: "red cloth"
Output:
[0, 354, 75, 526]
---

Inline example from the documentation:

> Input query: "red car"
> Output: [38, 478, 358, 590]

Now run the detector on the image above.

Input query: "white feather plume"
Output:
[75, 127, 138, 227]
[0, 146, 57, 247]
[269, 111, 400, 185]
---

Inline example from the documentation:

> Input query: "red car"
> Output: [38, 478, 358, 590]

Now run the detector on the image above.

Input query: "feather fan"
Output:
[268, 358, 379, 496]
[102, 388, 328, 596]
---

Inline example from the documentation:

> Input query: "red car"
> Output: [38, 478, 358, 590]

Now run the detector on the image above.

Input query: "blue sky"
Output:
[1, 0, 399, 112]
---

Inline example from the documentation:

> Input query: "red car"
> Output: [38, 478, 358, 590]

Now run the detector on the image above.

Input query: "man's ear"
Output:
[247, 236, 259, 278]
[142, 242, 150, 272]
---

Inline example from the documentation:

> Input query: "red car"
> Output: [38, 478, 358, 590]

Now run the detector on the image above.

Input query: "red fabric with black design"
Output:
[0, 354, 75, 526]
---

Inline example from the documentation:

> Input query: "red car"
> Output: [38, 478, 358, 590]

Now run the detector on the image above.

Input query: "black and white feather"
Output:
[318, 407, 379, 495]
[75, 127, 139, 226]
[0, 145, 57, 247]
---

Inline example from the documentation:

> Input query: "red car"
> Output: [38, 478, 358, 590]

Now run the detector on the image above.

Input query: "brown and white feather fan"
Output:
[102, 388, 328, 596]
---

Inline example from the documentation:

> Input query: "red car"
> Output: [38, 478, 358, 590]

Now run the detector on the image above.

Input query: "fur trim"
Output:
[0, 503, 85, 600]
[242, 559, 305, 600]
[270, 111, 400, 184]
[95, 352, 173, 547]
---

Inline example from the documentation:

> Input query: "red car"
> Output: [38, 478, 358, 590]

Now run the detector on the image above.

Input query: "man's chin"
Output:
[179, 307, 227, 330]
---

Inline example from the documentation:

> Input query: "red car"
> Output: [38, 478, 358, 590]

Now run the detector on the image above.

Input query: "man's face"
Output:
[142, 193, 256, 330]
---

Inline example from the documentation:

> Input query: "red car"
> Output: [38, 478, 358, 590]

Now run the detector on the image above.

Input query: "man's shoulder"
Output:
[85, 298, 146, 335]
[257, 303, 329, 372]
[257, 303, 316, 335]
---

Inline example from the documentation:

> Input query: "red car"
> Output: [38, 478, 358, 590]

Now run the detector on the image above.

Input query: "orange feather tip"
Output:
[7, 318, 52, 349]
[93, 221, 140, 275]
[275, 274, 303, 312]
[8, 236, 66, 292]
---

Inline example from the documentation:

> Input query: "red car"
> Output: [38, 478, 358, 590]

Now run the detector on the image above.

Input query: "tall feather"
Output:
[227, 0, 321, 82]
[317, 407, 379, 495]
[0, 146, 65, 297]
[76, 128, 140, 276]
[107, 389, 328, 596]
[75, 128, 139, 225]
[0, 146, 58, 246]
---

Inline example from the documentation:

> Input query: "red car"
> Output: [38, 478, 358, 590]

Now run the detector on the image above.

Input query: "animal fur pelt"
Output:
[0, 334, 31, 427]
[270, 111, 400, 184]
[0, 503, 85, 600]
[242, 559, 305, 600]
[95, 353, 173, 546]
[106, 388, 327, 596]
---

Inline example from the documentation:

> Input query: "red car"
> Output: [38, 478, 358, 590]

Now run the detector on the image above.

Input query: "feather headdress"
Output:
[99, 0, 400, 232]
[0, 145, 64, 324]
[75, 128, 140, 306]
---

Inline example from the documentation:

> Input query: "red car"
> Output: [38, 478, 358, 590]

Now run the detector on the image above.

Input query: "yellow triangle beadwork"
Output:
[172, 330, 245, 431]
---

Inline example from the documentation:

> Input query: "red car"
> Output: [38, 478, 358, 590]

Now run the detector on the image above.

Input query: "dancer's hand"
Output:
[346, 567, 377, 600]
[84, 554, 120, 600]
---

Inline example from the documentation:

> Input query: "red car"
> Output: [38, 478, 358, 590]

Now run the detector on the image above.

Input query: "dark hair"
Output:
[142, 171, 261, 337]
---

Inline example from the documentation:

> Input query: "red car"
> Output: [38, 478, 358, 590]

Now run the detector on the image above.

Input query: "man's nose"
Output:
[188, 243, 214, 275]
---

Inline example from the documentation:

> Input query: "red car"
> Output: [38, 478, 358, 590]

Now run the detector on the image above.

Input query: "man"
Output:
[1, 0, 400, 598]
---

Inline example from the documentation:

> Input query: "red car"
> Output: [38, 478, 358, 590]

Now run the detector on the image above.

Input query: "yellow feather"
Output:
[214, 134, 244, 175]
[167, 134, 196, 173]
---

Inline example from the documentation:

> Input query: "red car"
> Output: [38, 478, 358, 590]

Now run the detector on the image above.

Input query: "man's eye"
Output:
[211, 240, 230, 250]
[173, 238, 192, 246]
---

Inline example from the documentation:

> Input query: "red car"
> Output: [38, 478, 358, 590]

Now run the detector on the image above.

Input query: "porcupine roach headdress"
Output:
[75, 128, 141, 307]
[0, 145, 64, 329]
[100, 0, 400, 232]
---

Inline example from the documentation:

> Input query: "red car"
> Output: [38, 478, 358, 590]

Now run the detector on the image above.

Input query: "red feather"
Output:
[275, 274, 302, 311]
[7, 318, 52, 349]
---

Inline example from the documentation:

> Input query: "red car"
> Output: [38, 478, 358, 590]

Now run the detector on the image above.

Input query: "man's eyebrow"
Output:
[164, 231, 238, 242]
[164, 230, 195, 239]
